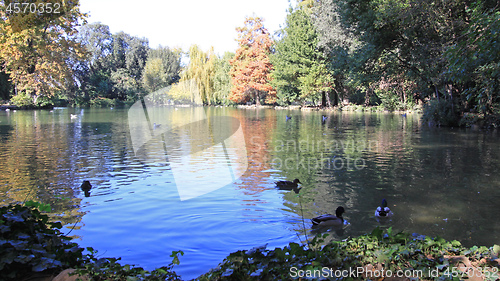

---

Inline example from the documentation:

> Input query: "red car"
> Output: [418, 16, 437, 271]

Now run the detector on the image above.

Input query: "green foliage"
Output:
[445, 3, 500, 114]
[377, 89, 404, 111]
[75, 247, 182, 281]
[177, 45, 218, 105]
[422, 98, 460, 126]
[10, 92, 34, 108]
[0, 204, 83, 280]
[314, 0, 499, 123]
[212, 52, 235, 105]
[142, 46, 182, 94]
[71, 23, 152, 106]
[199, 227, 500, 280]
[24, 200, 52, 212]
[89, 97, 117, 108]
[271, 7, 334, 105]
[0, 71, 12, 100]
[146, 46, 182, 86]
[111, 68, 141, 101]
[142, 57, 167, 93]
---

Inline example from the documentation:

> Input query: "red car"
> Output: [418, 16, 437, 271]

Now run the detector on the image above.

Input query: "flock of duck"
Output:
[80, 177, 393, 227]
[275, 178, 393, 227]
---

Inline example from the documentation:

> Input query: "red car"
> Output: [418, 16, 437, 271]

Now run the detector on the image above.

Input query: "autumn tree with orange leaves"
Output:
[229, 17, 276, 105]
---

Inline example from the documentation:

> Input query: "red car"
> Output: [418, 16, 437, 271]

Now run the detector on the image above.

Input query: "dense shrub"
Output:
[0, 203, 83, 280]
[422, 98, 460, 126]
[9, 92, 35, 108]
[199, 227, 500, 280]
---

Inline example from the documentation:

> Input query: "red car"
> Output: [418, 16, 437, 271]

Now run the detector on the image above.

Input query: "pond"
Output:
[1, 106, 499, 279]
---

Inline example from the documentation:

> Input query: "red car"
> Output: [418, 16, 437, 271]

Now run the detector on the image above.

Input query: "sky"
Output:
[79, 0, 292, 55]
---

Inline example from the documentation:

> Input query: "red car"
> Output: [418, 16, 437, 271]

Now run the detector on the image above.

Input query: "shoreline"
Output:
[0, 104, 54, 110]
[3, 102, 499, 129]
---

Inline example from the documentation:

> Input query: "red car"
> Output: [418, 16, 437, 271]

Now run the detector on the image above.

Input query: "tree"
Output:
[0, 71, 12, 101]
[73, 23, 113, 102]
[230, 17, 276, 105]
[314, 0, 500, 118]
[313, 0, 361, 104]
[213, 52, 234, 105]
[77, 23, 113, 71]
[72, 24, 150, 104]
[445, 3, 500, 114]
[125, 36, 149, 83]
[147, 46, 182, 86]
[142, 58, 166, 93]
[271, 7, 335, 106]
[112, 33, 148, 100]
[178, 45, 217, 104]
[0, 1, 87, 105]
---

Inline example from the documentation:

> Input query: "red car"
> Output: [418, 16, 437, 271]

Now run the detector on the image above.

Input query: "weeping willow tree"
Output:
[177, 45, 217, 104]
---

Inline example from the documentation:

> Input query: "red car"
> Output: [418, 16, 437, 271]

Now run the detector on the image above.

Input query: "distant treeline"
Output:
[1, 0, 499, 126]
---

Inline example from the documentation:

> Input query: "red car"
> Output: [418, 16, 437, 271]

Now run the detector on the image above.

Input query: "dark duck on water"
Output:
[80, 180, 92, 197]
[275, 179, 301, 191]
[311, 206, 345, 227]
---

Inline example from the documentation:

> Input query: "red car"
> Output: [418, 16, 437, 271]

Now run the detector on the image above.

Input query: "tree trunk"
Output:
[434, 85, 440, 102]
[364, 88, 372, 106]
[331, 90, 338, 106]
[254, 89, 261, 106]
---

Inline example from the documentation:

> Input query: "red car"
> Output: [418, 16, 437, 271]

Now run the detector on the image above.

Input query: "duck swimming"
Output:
[311, 206, 345, 227]
[275, 179, 301, 191]
[375, 199, 393, 217]
[80, 180, 92, 197]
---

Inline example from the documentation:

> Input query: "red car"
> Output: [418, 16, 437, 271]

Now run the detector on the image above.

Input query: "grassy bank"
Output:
[199, 229, 500, 281]
[1, 203, 499, 280]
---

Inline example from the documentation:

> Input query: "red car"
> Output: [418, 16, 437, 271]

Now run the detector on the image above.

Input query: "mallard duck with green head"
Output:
[375, 199, 393, 217]
[311, 206, 345, 227]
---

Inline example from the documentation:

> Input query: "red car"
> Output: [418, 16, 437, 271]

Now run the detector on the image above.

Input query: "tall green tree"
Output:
[73, 23, 114, 102]
[445, 3, 500, 114]
[212, 52, 234, 105]
[125, 36, 149, 83]
[313, 0, 361, 104]
[72, 23, 150, 104]
[316, 0, 499, 118]
[142, 57, 166, 93]
[147, 46, 182, 86]
[271, 7, 335, 106]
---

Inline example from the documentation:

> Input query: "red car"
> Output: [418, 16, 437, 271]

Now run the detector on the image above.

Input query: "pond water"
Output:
[1, 107, 499, 279]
